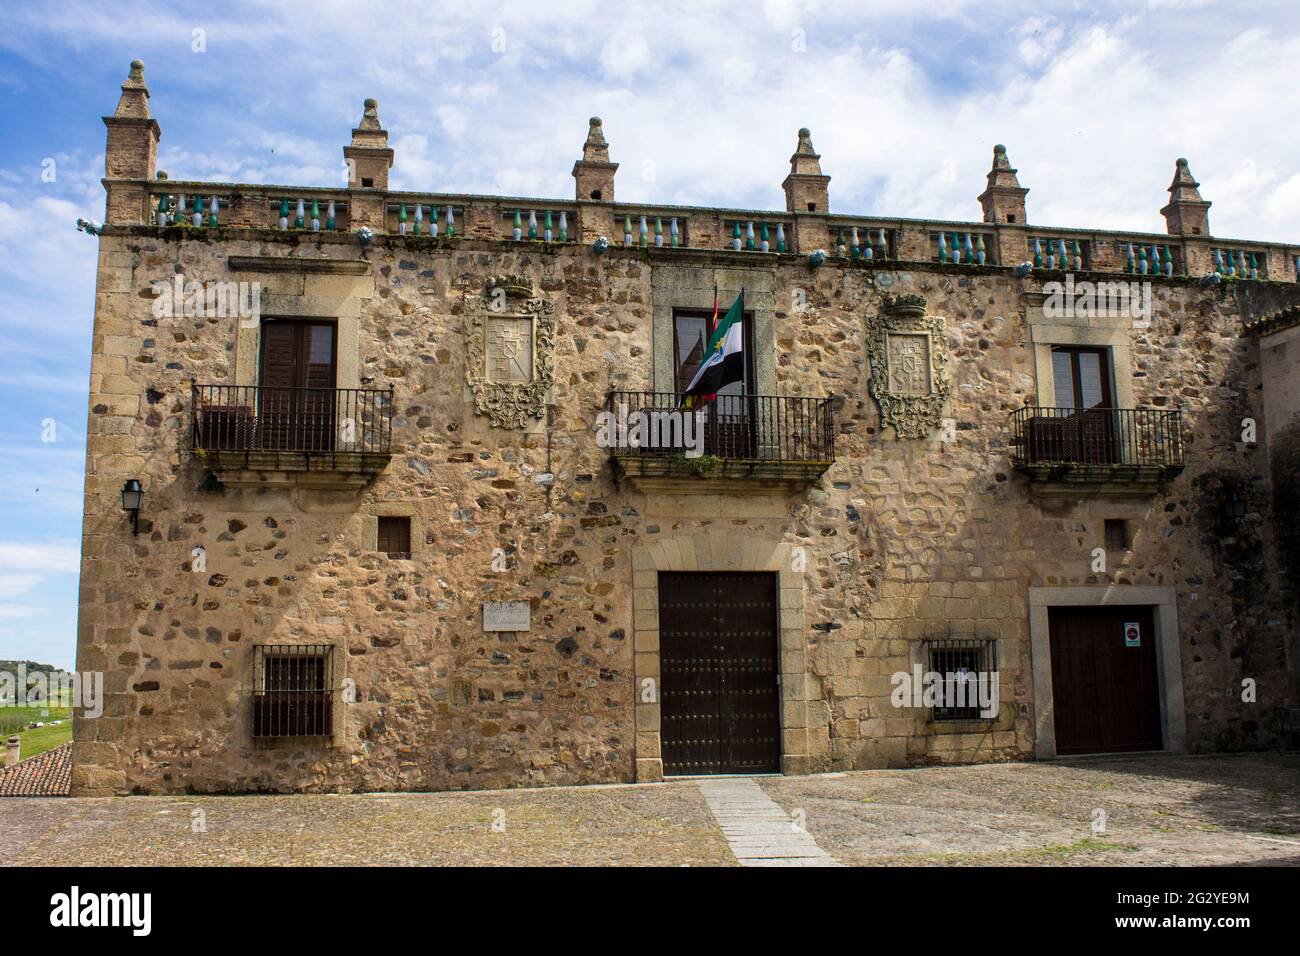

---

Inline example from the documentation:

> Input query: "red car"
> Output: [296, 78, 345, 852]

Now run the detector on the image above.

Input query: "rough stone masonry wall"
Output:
[73, 230, 1295, 795]
[774, 265, 1294, 766]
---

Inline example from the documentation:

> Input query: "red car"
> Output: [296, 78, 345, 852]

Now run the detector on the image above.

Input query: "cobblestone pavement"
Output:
[760, 753, 1300, 866]
[3, 754, 1296, 866]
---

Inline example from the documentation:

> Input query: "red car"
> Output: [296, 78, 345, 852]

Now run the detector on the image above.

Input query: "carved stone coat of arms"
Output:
[866, 293, 951, 438]
[464, 275, 555, 429]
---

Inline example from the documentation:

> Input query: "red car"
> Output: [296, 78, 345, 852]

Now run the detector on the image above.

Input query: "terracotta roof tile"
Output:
[0, 743, 71, 797]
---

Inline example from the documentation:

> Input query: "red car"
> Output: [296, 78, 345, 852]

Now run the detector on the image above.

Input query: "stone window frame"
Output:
[631, 530, 808, 781]
[920, 635, 1002, 726]
[1027, 585, 1187, 759]
[1025, 300, 1135, 411]
[362, 503, 421, 560]
[230, 263, 372, 391]
[651, 266, 776, 396]
[244, 637, 348, 750]
[905, 630, 1019, 736]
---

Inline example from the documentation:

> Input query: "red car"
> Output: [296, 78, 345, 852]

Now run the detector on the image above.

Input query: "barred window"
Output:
[925, 638, 998, 721]
[252, 644, 334, 738]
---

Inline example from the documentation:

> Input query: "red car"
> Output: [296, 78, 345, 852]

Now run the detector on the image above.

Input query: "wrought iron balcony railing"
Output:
[1009, 405, 1184, 482]
[191, 383, 394, 472]
[606, 391, 835, 484]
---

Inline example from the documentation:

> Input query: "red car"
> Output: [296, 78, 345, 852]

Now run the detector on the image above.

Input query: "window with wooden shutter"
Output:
[258, 320, 338, 452]
[377, 516, 411, 558]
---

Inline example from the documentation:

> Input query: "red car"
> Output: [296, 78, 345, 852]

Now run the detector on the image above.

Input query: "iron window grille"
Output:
[252, 644, 335, 738]
[924, 638, 999, 722]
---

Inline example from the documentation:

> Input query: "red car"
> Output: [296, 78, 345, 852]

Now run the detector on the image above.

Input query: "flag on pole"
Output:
[682, 290, 744, 408]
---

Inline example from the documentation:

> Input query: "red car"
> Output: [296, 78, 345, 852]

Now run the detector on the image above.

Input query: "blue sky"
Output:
[0, 0, 1297, 668]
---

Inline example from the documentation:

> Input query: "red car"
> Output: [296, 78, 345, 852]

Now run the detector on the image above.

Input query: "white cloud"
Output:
[0, 0, 1292, 239]
[0, 541, 81, 575]
[0, 574, 42, 600]
[0, 604, 39, 621]
[599, 26, 654, 81]
[1015, 17, 1066, 66]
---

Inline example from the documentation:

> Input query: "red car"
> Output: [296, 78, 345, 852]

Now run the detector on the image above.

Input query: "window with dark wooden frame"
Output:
[671, 308, 755, 395]
[377, 516, 411, 558]
[925, 638, 998, 722]
[672, 308, 758, 459]
[251, 644, 334, 738]
[258, 319, 338, 452]
[1104, 518, 1129, 552]
[1051, 346, 1112, 411]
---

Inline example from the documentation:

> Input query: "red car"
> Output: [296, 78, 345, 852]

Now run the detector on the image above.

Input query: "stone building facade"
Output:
[72, 62, 1299, 795]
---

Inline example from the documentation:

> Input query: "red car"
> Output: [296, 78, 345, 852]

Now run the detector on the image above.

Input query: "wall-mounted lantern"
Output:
[120, 479, 143, 534]
[1224, 490, 1247, 522]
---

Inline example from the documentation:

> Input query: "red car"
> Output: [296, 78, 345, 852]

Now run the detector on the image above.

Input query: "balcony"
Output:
[191, 384, 393, 489]
[1009, 406, 1184, 494]
[606, 391, 835, 494]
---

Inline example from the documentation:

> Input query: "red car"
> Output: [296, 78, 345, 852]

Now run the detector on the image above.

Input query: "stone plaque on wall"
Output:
[465, 274, 555, 429]
[483, 600, 531, 632]
[867, 293, 951, 438]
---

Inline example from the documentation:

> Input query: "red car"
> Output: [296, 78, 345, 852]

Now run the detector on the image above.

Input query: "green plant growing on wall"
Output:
[671, 453, 724, 478]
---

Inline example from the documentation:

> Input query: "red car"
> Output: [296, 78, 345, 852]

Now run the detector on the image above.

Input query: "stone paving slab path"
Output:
[697, 777, 840, 866]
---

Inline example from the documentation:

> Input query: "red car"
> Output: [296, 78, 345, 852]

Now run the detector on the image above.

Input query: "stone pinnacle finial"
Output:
[979, 143, 1028, 224]
[783, 127, 830, 213]
[358, 98, 382, 132]
[1167, 157, 1204, 202]
[102, 57, 161, 218]
[581, 117, 610, 162]
[345, 97, 393, 189]
[574, 116, 617, 201]
[1161, 157, 1211, 236]
[113, 58, 151, 119]
[788, 128, 823, 175]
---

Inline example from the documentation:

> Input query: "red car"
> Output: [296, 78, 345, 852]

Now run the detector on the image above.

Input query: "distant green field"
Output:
[1, 691, 73, 760]
[13, 718, 73, 759]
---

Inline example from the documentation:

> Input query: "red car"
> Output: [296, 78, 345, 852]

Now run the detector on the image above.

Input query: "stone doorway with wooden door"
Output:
[258, 319, 338, 452]
[658, 571, 782, 775]
[1047, 605, 1162, 755]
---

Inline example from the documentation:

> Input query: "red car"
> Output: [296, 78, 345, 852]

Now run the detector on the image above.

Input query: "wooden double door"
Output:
[1049, 605, 1162, 755]
[659, 572, 781, 775]
[259, 320, 337, 452]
